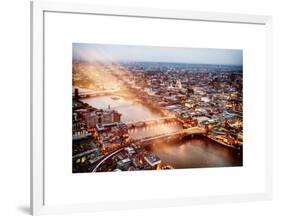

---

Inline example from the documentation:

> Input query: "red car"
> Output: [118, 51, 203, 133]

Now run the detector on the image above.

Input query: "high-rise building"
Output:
[74, 88, 79, 100]
[175, 80, 182, 89]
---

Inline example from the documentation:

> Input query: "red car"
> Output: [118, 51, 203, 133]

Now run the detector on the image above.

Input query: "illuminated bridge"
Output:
[91, 127, 206, 172]
[73, 89, 120, 98]
[125, 117, 181, 129]
[136, 127, 206, 145]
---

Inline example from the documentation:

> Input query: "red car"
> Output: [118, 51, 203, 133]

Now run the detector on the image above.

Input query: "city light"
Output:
[72, 44, 243, 173]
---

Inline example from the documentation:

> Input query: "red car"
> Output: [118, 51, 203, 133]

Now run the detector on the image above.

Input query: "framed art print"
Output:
[31, 0, 273, 215]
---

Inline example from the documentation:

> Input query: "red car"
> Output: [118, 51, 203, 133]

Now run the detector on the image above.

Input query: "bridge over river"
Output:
[135, 127, 206, 145]
[91, 127, 206, 172]
[124, 116, 184, 129]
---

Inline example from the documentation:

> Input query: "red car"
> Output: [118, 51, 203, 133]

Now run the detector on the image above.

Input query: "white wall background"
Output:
[0, 0, 280, 216]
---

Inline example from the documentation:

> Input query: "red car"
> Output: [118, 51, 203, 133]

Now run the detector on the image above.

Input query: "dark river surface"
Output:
[146, 136, 242, 168]
[82, 95, 242, 168]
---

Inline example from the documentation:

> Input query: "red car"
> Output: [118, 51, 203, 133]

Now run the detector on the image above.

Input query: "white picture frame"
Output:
[31, 0, 273, 215]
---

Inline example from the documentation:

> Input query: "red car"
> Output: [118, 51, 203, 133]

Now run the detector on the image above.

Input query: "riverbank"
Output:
[145, 134, 243, 169]
[81, 94, 242, 169]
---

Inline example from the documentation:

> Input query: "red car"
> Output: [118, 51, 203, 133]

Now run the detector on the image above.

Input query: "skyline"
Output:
[73, 43, 243, 66]
[72, 51, 243, 173]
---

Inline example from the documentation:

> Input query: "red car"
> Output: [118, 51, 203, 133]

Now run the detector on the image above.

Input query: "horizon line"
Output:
[72, 59, 243, 67]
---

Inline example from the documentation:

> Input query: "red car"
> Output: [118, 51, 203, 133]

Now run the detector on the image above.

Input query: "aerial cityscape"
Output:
[72, 43, 243, 173]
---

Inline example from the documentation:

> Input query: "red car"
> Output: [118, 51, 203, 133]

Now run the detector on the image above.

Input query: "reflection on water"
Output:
[147, 136, 242, 168]
[129, 122, 182, 139]
[82, 95, 242, 169]
[82, 96, 161, 122]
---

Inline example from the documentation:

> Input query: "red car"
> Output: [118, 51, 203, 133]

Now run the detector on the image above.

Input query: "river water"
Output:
[82, 95, 242, 168]
[147, 137, 242, 168]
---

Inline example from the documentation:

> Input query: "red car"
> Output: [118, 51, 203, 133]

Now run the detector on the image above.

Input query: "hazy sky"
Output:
[73, 43, 242, 65]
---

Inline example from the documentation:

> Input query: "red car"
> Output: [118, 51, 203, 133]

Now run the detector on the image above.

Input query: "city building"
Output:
[144, 153, 162, 170]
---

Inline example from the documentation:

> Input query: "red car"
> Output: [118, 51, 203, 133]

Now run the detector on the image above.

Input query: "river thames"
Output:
[82, 95, 242, 169]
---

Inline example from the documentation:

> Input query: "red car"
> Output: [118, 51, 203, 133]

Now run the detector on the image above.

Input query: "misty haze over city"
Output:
[72, 43, 243, 173]
[73, 43, 242, 66]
